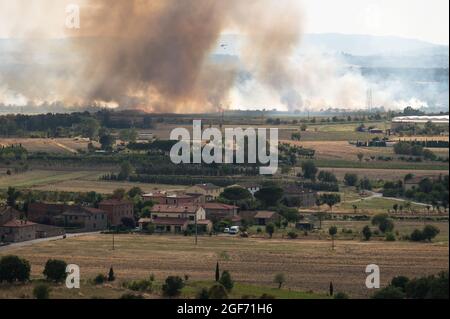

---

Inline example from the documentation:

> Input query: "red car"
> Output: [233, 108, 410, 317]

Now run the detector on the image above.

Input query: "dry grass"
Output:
[31, 179, 186, 194]
[0, 138, 99, 154]
[0, 169, 186, 193]
[317, 167, 449, 181]
[1, 234, 447, 298]
[284, 140, 393, 161]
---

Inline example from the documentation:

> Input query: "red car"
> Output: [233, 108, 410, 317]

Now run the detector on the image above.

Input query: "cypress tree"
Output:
[215, 262, 220, 282]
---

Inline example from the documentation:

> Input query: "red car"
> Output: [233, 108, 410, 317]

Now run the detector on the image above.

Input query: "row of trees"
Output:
[372, 271, 448, 299]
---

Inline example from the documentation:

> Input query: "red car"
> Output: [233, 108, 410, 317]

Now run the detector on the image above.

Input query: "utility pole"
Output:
[112, 226, 115, 250]
[194, 213, 198, 246]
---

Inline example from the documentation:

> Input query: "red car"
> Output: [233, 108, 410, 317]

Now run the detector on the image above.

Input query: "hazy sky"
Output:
[0, 0, 448, 45]
[302, 0, 449, 45]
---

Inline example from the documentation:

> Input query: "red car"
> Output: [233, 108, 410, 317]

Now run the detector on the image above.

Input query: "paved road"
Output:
[0, 232, 101, 252]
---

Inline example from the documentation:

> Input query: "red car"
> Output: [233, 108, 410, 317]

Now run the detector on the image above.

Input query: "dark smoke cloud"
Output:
[0, 0, 303, 112]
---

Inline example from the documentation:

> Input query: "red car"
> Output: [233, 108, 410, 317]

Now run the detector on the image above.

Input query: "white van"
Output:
[229, 226, 240, 235]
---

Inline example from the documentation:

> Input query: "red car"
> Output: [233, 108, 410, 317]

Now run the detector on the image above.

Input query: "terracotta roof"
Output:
[99, 199, 133, 205]
[83, 207, 107, 214]
[202, 203, 238, 210]
[1, 219, 36, 228]
[254, 211, 278, 219]
[0, 206, 19, 216]
[151, 205, 201, 214]
[152, 218, 189, 226]
[62, 206, 106, 216]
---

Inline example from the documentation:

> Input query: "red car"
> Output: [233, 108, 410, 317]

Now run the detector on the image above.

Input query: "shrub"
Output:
[208, 284, 228, 299]
[127, 279, 153, 292]
[94, 274, 107, 285]
[334, 292, 349, 299]
[287, 232, 298, 239]
[162, 276, 184, 297]
[410, 229, 424, 242]
[344, 173, 358, 186]
[0, 255, 31, 283]
[219, 271, 234, 292]
[265, 223, 275, 238]
[43, 259, 67, 282]
[362, 226, 372, 241]
[422, 225, 440, 242]
[196, 288, 210, 299]
[33, 284, 51, 299]
[391, 276, 410, 292]
[274, 273, 286, 289]
[372, 286, 405, 299]
[371, 214, 394, 233]
[385, 232, 396, 242]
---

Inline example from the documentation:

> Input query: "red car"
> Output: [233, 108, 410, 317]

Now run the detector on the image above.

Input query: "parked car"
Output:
[223, 228, 230, 233]
[229, 226, 240, 235]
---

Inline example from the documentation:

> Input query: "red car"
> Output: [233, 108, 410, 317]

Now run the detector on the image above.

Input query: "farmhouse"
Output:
[27, 202, 71, 224]
[0, 219, 37, 243]
[143, 192, 205, 205]
[185, 183, 223, 201]
[99, 199, 134, 226]
[0, 206, 21, 225]
[61, 207, 108, 232]
[282, 185, 318, 208]
[149, 205, 212, 233]
[201, 202, 239, 221]
[253, 211, 281, 226]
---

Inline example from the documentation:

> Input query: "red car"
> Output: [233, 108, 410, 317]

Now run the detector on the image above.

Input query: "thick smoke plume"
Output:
[0, 0, 307, 112]
[0, 0, 437, 112]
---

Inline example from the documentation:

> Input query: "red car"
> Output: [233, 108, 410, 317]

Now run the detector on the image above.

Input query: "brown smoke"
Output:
[0, 0, 303, 112]
[72, 0, 240, 112]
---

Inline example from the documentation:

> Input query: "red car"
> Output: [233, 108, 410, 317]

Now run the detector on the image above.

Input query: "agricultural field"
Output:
[315, 167, 448, 181]
[0, 169, 186, 194]
[1, 234, 447, 299]
[0, 138, 99, 154]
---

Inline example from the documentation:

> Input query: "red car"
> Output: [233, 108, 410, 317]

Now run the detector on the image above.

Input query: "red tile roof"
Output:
[254, 211, 278, 219]
[99, 199, 133, 205]
[202, 203, 238, 210]
[1, 219, 36, 228]
[62, 206, 106, 216]
[151, 205, 201, 214]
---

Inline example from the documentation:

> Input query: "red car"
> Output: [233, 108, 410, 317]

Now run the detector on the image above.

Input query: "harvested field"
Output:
[284, 140, 393, 161]
[316, 167, 449, 181]
[1, 234, 447, 298]
[30, 179, 186, 194]
[0, 138, 99, 154]
[0, 169, 186, 193]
